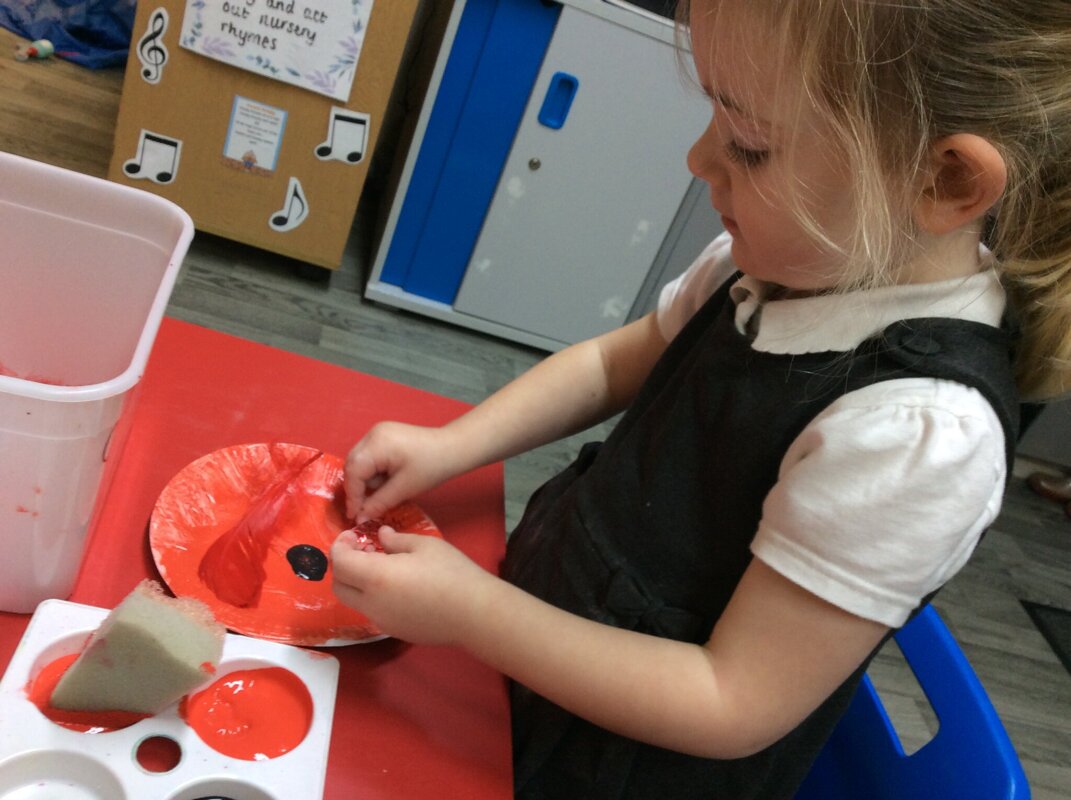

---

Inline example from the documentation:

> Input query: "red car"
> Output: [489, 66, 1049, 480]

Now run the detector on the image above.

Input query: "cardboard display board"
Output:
[109, 0, 418, 269]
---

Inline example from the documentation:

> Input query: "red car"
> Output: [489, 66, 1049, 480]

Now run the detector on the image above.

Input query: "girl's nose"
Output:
[687, 120, 727, 188]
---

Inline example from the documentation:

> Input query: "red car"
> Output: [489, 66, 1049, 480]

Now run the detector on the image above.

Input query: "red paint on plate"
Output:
[150, 442, 442, 645]
[197, 448, 325, 608]
[181, 667, 312, 760]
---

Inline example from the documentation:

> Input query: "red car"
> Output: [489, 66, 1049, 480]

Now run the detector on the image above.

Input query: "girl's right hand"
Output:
[343, 421, 463, 521]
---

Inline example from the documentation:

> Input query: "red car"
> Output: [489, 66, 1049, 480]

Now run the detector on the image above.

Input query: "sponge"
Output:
[50, 580, 225, 714]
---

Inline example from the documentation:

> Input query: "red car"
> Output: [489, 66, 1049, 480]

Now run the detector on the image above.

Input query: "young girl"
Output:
[331, 1, 1071, 796]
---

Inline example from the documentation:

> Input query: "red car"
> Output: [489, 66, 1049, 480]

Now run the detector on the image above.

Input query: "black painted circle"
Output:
[286, 544, 328, 581]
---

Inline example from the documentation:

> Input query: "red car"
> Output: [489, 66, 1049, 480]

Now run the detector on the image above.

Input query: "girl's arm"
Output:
[444, 311, 667, 465]
[345, 312, 669, 518]
[468, 557, 889, 758]
[331, 530, 889, 760]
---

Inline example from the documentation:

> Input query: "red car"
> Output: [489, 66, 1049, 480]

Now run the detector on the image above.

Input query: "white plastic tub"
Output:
[0, 151, 193, 613]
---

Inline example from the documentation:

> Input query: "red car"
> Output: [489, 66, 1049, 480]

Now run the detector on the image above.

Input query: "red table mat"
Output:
[0, 317, 513, 799]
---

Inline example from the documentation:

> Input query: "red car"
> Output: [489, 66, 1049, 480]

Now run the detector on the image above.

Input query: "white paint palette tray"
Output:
[0, 599, 339, 800]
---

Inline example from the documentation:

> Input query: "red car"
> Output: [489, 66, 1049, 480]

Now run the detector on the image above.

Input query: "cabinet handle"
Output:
[538, 72, 580, 130]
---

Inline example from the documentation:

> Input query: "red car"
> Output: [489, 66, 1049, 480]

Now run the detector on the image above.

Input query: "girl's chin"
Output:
[721, 216, 741, 238]
[728, 240, 751, 271]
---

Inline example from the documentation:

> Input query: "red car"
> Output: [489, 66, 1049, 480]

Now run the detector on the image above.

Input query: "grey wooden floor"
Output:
[3, 28, 1068, 795]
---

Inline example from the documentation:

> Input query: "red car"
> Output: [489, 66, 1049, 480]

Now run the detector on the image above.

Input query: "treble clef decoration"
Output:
[137, 8, 170, 85]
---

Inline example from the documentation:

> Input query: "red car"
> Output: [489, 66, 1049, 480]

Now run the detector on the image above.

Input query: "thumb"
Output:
[376, 525, 420, 554]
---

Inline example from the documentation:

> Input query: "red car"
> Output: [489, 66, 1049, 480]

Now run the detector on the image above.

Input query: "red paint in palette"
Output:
[25, 653, 151, 732]
[181, 667, 313, 760]
[27, 657, 312, 763]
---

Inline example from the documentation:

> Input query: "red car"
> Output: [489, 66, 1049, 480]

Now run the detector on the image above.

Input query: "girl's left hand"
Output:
[330, 526, 495, 646]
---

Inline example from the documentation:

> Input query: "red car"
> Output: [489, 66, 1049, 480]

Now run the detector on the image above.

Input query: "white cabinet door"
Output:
[453, 6, 708, 347]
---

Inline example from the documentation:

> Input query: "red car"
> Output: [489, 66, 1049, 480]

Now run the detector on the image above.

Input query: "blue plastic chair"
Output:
[795, 605, 1031, 800]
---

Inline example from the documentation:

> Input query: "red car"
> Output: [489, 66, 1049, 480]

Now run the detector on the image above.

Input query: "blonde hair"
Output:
[679, 0, 1071, 400]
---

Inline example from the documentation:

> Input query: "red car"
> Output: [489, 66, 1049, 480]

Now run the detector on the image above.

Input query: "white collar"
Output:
[728, 252, 1006, 354]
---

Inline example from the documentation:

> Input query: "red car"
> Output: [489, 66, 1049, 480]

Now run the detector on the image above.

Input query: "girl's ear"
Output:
[912, 134, 1007, 235]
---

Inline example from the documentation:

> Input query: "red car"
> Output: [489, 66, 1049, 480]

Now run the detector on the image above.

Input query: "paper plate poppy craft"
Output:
[149, 442, 442, 646]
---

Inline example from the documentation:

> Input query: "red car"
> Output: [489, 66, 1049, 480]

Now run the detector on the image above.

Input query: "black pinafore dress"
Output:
[502, 277, 1019, 800]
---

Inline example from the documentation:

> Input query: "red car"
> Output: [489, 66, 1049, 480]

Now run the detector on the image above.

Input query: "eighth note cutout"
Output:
[315, 108, 370, 164]
[123, 130, 181, 184]
[270, 177, 309, 232]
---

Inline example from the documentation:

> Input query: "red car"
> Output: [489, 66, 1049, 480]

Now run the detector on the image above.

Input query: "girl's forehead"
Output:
[690, 8, 783, 106]
[689, 1, 816, 129]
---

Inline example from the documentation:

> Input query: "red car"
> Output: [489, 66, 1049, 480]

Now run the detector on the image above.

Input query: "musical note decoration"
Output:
[137, 8, 170, 85]
[123, 130, 182, 185]
[315, 108, 370, 164]
[269, 177, 309, 232]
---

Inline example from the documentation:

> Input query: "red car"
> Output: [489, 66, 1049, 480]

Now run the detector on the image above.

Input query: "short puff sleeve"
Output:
[751, 378, 1006, 627]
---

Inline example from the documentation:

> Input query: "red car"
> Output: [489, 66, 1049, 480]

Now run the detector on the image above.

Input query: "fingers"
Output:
[343, 448, 381, 520]
[332, 527, 361, 553]
[332, 581, 364, 615]
[343, 429, 418, 521]
[330, 527, 420, 629]
[352, 474, 387, 521]
[331, 525, 417, 573]
[330, 530, 378, 581]
[375, 525, 421, 554]
[358, 482, 403, 523]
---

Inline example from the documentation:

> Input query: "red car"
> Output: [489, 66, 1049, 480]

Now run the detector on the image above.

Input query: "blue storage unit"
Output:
[367, 0, 718, 350]
[378, 0, 563, 304]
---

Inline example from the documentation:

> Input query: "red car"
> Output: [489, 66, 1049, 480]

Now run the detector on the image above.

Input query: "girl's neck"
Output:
[763, 225, 987, 301]
[896, 224, 986, 286]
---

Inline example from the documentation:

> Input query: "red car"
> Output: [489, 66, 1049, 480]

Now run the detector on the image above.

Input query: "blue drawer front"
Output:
[379, 0, 561, 304]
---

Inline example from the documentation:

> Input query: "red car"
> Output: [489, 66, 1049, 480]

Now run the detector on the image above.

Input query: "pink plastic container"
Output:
[0, 152, 193, 613]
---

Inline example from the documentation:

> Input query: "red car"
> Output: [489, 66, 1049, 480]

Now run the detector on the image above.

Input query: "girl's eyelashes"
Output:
[708, 96, 771, 168]
[725, 140, 770, 168]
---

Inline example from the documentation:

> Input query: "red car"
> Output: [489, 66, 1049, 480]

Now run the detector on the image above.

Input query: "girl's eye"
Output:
[725, 140, 769, 168]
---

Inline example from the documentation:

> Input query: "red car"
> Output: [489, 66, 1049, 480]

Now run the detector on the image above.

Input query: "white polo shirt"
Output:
[657, 233, 1008, 627]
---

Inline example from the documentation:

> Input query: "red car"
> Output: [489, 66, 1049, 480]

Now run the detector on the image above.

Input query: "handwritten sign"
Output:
[179, 0, 373, 102]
